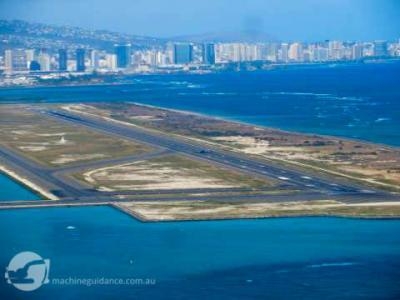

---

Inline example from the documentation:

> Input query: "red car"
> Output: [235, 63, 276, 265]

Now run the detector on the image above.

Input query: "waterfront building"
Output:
[352, 44, 364, 60]
[25, 49, 35, 65]
[4, 49, 28, 72]
[58, 49, 68, 71]
[316, 47, 329, 61]
[215, 43, 232, 63]
[114, 44, 131, 68]
[231, 43, 242, 62]
[90, 50, 100, 69]
[373, 40, 388, 57]
[4, 50, 12, 72]
[106, 54, 117, 70]
[202, 43, 216, 65]
[173, 43, 193, 64]
[263, 43, 278, 62]
[328, 41, 344, 60]
[155, 51, 167, 66]
[38, 52, 51, 71]
[288, 43, 303, 61]
[280, 43, 289, 62]
[76, 48, 86, 72]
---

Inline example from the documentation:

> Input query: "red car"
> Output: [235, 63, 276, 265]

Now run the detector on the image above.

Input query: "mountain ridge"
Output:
[0, 19, 167, 52]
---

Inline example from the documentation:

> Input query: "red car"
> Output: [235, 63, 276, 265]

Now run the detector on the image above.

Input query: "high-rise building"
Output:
[288, 43, 303, 61]
[328, 41, 344, 60]
[4, 49, 28, 72]
[314, 47, 329, 61]
[232, 43, 242, 62]
[173, 43, 193, 64]
[280, 43, 289, 62]
[261, 43, 278, 62]
[114, 44, 131, 68]
[156, 51, 168, 66]
[352, 44, 364, 60]
[90, 50, 100, 69]
[58, 49, 68, 71]
[165, 43, 175, 64]
[38, 53, 51, 71]
[76, 48, 86, 72]
[25, 49, 35, 64]
[202, 43, 216, 65]
[373, 41, 388, 57]
[106, 54, 117, 70]
[4, 50, 12, 72]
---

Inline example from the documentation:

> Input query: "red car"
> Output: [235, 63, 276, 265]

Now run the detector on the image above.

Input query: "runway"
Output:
[0, 107, 397, 208]
[45, 109, 386, 197]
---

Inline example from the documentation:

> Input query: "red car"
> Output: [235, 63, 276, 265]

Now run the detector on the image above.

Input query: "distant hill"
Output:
[171, 30, 278, 43]
[0, 20, 279, 54]
[0, 19, 167, 52]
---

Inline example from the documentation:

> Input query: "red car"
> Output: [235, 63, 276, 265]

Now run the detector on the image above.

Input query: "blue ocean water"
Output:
[0, 61, 399, 146]
[0, 172, 40, 201]
[0, 62, 399, 299]
[0, 206, 399, 299]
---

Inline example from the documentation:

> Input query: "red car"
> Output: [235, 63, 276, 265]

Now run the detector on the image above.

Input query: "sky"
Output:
[0, 0, 399, 41]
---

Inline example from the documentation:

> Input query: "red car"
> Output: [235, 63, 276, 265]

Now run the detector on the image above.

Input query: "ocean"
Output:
[0, 206, 400, 299]
[0, 61, 399, 146]
[1, 62, 400, 299]
[0, 172, 40, 201]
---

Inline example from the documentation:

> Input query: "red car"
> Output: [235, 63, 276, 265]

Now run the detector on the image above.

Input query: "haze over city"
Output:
[0, 0, 399, 40]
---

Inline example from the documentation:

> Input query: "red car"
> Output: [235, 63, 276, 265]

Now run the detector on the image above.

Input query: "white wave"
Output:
[201, 92, 236, 96]
[264, 92, 332, 97]
[169, 81, 190, 85]
[308, 262, 358, 268]
[187, 84, 202, 89]
[375, 117, 391, 123]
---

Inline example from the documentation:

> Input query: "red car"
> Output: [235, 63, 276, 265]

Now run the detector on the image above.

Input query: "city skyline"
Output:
[0, 0, 399, 41]
[2, 38, 399, 79]
[1, 18, 399, 83]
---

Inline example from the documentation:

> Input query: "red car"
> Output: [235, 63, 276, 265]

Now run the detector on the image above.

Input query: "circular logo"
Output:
[5, 251, 50, 292]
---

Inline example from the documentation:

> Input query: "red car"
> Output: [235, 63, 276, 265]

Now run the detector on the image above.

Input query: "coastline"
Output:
[0, 164, 57, 200]
[128, 101, 400, 151]
[1, 58, 400, 90]
[1, 201, 400, 222]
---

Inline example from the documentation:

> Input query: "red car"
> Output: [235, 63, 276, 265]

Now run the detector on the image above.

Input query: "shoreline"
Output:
[127, 101, 400, 151]
[1, 201, 400, 222]
[1, 58, 400, 90]
[0, 164, 57, 200]
[12, 99, 400, 151]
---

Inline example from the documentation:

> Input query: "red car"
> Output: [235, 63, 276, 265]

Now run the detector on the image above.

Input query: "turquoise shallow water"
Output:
[0, 206, 400, 299]
[0, 172, 40, 201]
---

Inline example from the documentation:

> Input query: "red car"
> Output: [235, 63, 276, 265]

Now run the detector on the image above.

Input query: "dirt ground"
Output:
[63, 103, 400, 190]
[117, 200, 400, 221]
[0, 105, 152, 166]
[78, 154, 273, 191]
